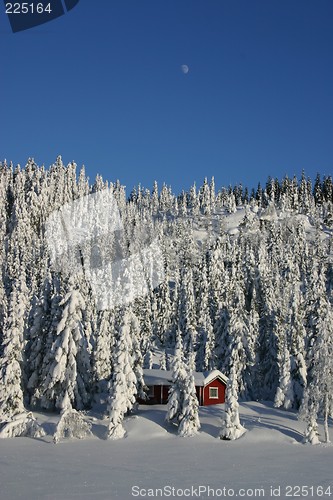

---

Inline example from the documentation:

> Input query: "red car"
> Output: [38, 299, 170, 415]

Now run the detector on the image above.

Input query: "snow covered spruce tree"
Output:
[106, 307, 140, 439]
[288, 284, 307, 409]
[0, 268, 45, 439]
[217, 272, 254, 399]
[196, 309, 215, 372]
[92, 309, 114, 393]
[0, 272, 28, 419]
[178, 352, 200, 437]
[299, 265, 333, 444]
[129, 309, 147, 403]
[166, 330, 187, 427]
[37, 277, 91, 411]
[53, 392, 92, 444]
[272, 235, 307, 410]
[0, 167, 45, 437]
[274, 267, 307, 410]
[206, 237, 225, 324]
[274, 340, 294, 410]
[154, 273, 172, 346]
[220, 360, 246, 441]
[0, 166, 32, 420]
[220, 299, 247, 442]
[27, 273, 62, 408]
[255, 241, 281, 400]
[195, 259, 215, 371]
[166, 330, 200, 436]
[25, 271, 54, 405]
[178, 265, 197, 354]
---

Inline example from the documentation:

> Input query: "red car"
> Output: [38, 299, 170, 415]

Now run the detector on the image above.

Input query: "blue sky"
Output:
[1, 0, 332, 194]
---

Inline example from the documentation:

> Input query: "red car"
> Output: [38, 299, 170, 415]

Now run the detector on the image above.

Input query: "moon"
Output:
[181, 64, 189, 74]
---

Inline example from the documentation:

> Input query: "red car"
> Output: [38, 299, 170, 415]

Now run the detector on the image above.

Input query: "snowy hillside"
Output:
[0, 160, 333, 498]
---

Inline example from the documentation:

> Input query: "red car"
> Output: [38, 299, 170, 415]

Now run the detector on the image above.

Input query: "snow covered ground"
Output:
[1, 402, 333, 500]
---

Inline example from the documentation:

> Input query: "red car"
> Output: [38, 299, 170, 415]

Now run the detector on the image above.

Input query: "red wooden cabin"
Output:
[141, 369, 227, 406]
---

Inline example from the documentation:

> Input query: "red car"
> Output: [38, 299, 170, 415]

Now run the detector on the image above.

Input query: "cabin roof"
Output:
[203, 369, 228, 386]
[143, 368, 228, 387]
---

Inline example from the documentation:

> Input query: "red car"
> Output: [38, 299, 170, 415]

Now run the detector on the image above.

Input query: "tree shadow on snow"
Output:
[137, 407, 167, 425]
[41, 420, 57, 436]
[242, 401, 298, 420]
[241, 402, 304, 442]
[198, 405, 225, 438]
[90, 421, 108, 440]
[137, 407, 176, 435]
[199, 421, 221, 438]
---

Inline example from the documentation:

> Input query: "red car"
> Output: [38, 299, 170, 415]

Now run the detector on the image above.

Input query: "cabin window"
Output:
[209, 387, 219, 399]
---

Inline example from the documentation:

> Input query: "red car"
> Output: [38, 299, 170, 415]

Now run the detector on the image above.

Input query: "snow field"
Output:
[1, 402, 332, 500]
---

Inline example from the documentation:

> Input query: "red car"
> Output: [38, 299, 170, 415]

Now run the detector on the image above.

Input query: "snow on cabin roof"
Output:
[143, 369, 227, 387]
[202, 369, 228, 386]
[143, 369, 173, 386]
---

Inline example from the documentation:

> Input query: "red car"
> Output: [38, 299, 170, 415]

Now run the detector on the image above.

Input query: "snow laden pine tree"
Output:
[220, 295, 247, 442]
[178, 266, 197, 354]
[219, 277, 253, 398]
[274, 243, 307, 410]
[274, 340, 294, 410]
[129, 310, 147, 402]
[38, 278, 90, 411]
[196, 310, 215, 371]
[166, 331, 200, 436]
[300, 392, 320, 445]
[106, 308, 138, 439]
[220, 360, 246, 441]
[178, 352, 200, 437]
[256, 244, 281, 400]
[195, 259, 215, 371]
[92, 310, 114, 393]
[53, 392, 92, 444]
[154, 274, 172, 346]
[0, 273, 28, 419]
[29, 273, 62, 408]
[299, 266, 333, 444]
[26, 271, 54, 407]
[288, 284, 307, 409]
[0, 167, 33, 422]
[166, 330, 186, 426]
[0, 270, 46, 439]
